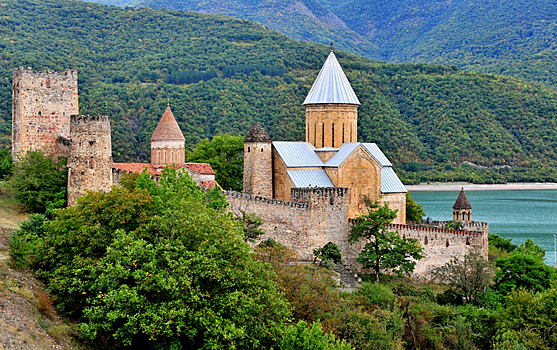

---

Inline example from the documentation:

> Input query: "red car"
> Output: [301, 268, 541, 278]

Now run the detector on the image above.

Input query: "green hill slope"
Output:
[86, 0, 557, 88]
[3, 0, 557, 180]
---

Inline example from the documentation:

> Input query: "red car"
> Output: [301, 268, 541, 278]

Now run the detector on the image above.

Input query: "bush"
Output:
[8, 213, 48, 269]
[356, 282, 395, 310]
[11, 151, 67, 213]
[279, 320, 353, 350]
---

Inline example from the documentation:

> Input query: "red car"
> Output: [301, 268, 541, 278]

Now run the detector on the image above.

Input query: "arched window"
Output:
[88, 157, 95, 169]
[157, 150, 161, 164]
[332, 123, 335, 146]
[164, 151, 167, 164]
[172, 151, 174, 163]
[248, 147, 250, 152]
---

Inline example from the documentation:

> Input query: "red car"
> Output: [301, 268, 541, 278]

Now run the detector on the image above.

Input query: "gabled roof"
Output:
[361, 143, 392, 166]
[453, 188, 472, 209]
[150, 105, 185, 142]
[381, 167, 407, 193]
[273, 141, 324, 167]
[324, 143, 360, 167]
[303, 52, 360, 106]
[287, 169, 334, 188]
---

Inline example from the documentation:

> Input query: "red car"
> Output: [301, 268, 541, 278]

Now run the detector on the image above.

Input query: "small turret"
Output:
[453, 187, 472, 222]
[243, 123, 272, 197]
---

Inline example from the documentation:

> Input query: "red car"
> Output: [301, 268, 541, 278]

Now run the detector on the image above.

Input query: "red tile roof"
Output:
[182, 163, 216, 175]
[150, 105, 185, 142]
[112, 162, 216, 176]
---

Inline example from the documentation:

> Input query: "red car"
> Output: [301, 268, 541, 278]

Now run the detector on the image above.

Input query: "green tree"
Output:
[8, 213, 48, 269]
[432, 249, 495, 304]
[313, 242, 342, 269]
[349, 198, 425, 284]
[37, 168, 290, 348]
[0, 148, 13, 180]
[187, 135, 244, 191]
[405, 192, 425, 223]
[10, 151, 67, 213]
[517, 238, 546, 259]
[495, 286, 557, 350]
[236, 210, 265, 242]
[494, 251, 557, 296]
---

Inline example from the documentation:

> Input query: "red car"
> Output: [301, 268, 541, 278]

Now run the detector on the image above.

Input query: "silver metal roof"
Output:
[303, 52, 361, 106]
[287, 169, 334, 188]
[324, 143, 360, 167]
[362, 143, 392, 166]
[273, 141, 324, 167]
[381, 167, 407, 193]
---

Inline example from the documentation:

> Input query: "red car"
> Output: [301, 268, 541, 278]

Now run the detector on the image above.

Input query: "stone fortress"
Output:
[11, 51, 489, 278]
[11, 67, 217, 207]
[230, 51, 489, 277]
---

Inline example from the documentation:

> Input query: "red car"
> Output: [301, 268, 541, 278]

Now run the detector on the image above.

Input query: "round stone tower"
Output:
[453, 187, 472, 222]
[303, 50, 360, 148]
[243, 123, 272, 197]
[150, 104, 185, 166]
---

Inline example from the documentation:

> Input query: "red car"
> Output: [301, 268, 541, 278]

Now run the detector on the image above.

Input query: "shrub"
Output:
[356, 282, 395, 310]
[279, 320, 353, 350]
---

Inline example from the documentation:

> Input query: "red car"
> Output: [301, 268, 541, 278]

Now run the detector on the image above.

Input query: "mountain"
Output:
[85, 0, 557, 88]
[3, 0, 557, 181]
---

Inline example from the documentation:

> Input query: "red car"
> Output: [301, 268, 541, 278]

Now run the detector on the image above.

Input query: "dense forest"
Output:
[87, 0, 557, 88]
[4, 0, 557, 182]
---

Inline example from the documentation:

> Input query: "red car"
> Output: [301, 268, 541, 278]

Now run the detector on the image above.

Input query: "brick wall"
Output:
[12, 68, 78, 159]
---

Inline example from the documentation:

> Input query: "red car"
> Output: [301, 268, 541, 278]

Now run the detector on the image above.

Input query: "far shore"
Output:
[406, 182, 557, 192]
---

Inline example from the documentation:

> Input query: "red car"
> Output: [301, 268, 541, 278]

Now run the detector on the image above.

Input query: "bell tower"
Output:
[453, 188, 472, 222]
[303, 48, 360, 148]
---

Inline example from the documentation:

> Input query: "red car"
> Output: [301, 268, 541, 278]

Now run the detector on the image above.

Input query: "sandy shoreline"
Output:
[406, 182, 557, 192]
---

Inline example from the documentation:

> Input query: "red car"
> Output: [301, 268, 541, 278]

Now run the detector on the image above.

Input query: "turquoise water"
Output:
[411, 190, 557, 265]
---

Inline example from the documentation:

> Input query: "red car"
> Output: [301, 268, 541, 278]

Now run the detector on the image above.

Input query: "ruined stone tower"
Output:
[12, 67, 78, 159]
[243, 123, 272, 197]
[67, 115, 112, 206]
[150, 104, 185, 166]
[303, 51, 360, 148]
[453, 188, 472, 222]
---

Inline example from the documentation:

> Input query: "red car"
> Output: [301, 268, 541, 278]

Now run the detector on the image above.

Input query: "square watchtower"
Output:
[12, 67, 78, 159]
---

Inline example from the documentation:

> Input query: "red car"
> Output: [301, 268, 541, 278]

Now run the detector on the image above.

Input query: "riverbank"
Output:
[406, 182, 557, 192]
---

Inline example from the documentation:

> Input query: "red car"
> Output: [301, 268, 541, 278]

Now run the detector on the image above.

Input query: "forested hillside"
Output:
[88, 0, 557, 88]
[3, 0, 557, 180]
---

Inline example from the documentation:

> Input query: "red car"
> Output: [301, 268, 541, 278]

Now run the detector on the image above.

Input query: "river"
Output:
[410, 189, 557, 265]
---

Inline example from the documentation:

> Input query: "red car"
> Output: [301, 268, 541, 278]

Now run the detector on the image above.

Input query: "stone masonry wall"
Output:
[382, 192, 406, 224]
[67, 115, 113, 206]
[390, 222, 489, 278]
[227, 187, 489, 279]
[12, 67, 78, 159]
[243, 141, 272, 197]
[305, 104, 358, 148]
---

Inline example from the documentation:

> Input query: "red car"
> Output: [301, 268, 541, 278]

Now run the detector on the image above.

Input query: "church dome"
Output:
[303, 51, 360, 106]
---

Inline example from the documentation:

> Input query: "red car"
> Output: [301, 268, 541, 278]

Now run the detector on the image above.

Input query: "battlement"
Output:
[225, 190, 310, 210]
[291, 187, 349, 207]
[13, 67, 77, 84]
[70, 114, 110, 125]
[388, 223, 485, 235]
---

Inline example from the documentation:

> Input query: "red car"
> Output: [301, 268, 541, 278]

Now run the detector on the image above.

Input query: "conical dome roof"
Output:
[150, 105, 185, 142]
[244, 123, 271, 142]
[303, 52, 360, 105]
[453, 188, 472, 209]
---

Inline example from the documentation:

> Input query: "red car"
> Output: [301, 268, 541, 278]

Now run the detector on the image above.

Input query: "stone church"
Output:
[243, 51, 408, 223]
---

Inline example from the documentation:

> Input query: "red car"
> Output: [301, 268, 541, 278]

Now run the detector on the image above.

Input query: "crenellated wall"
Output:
[226, 188, 489, 279]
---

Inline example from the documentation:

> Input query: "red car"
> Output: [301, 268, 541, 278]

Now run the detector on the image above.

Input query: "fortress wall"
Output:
[226, 189, 489, 278]
[226, 188, 353, 263]
[389, 223, 489, 278]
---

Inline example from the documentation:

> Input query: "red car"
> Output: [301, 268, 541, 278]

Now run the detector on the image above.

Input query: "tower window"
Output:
[248, 147, 250, 152]
[350, 124, 353, 142]
[88, 157, 95, 169]
[342, 124, 345, 143]
[261, 148, 263, 152]
[322, 124, 325, 147]
[314, 123, 317, 145]
[332, 123, 335, 147]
